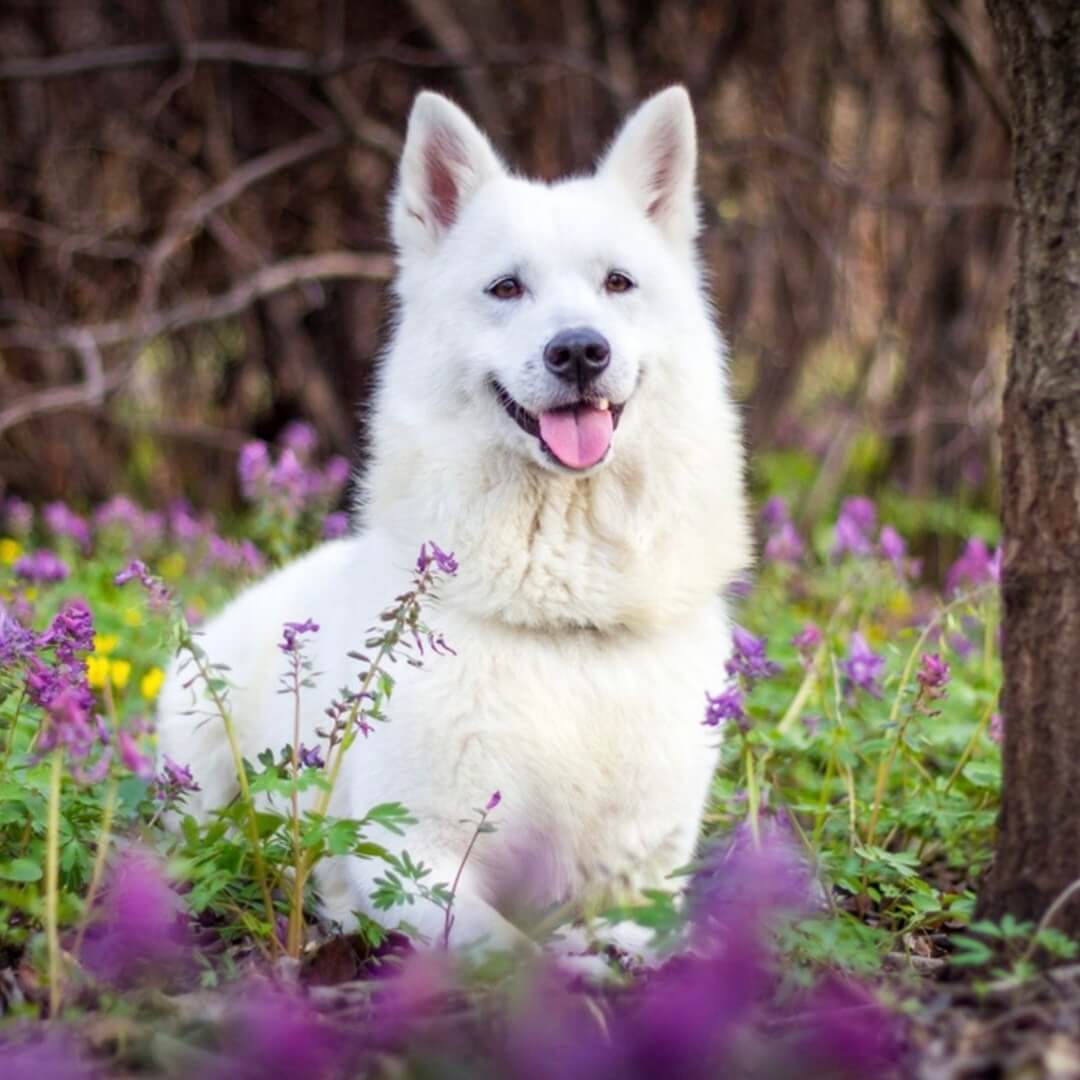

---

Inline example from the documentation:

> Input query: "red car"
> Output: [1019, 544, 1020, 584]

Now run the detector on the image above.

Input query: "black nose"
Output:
[543, 328, 611, 386]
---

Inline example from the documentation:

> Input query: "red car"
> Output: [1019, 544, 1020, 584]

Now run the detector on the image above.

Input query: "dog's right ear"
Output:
[392, 92, 505, 256]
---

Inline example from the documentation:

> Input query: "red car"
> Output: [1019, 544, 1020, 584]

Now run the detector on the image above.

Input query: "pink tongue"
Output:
[538, 405, 614, 469]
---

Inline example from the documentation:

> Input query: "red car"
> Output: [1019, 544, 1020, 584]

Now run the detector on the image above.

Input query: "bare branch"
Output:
[405, 0, 506, 132]
[0, 40, 620, 98]
[0, 329, 104, 435]
[0, 41, 318, 81]
[0, 251, 393, 437]
[321, 76, 403, 159]
[140, 128, 345, 308]
[0, 212, 140, 262]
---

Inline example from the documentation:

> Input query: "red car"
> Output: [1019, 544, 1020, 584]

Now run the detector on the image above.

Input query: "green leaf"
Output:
[0, 858, 42, 882]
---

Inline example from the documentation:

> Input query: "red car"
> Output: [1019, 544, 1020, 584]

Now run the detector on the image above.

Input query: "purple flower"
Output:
[2, 495, 33, 536]
[35, 683, 99, 761]
[167, 499, 208, 543]
[238, 539, 265, 575]
[792, 976, 903, 1075]
[43, 501, 91, 550]
[298, 743, 325, 769]
[725, 626, 781, 684]
[792, 623, 822, 657]
[725, 577, 753, 601]
[279, 618, 319, 655]
[94, 496, 163, 546]
[13, 549, 69, 584]
[114, 559, 172, 608]
[704, 686, 746, 730]
[841, 632, 885, 698]
[916, 653, 950, 697]
[215, 987, 341, 1080]
[322, 511, 349, 540]
[279, 419, 318, 459]
[113, 558, 152, 587]
[485, 790, 502, 812]
[878, 525, 906, 567]
[759, 495, 790, 530]
[156, 755, 201, 803]
[416, 541, 459, 577]
[0, 1030, 96, 1079]
[321, 455, 352, 498]
[832, 497, 877, 559]
[268, 448, 307, 506]
[764, 521, 805, 564]
[0, 604, 36, 665]
[162, 755, 198, 790]
[81, 851, 191, 986]
[237, 440, 271, 499]
[949, 633, 976, 660]
[946, 538, 1001, 594]
[117, 729, 155, 780]
[37, 599, 95, 663]
[989, 713, 1004, 744]
[839, 496, 876, 533]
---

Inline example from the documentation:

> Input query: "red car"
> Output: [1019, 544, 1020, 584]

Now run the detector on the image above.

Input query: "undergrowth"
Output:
[0, 425, 1009, 1076]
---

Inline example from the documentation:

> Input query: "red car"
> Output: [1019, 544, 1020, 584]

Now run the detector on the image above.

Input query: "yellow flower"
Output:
[159, 552, 186, 581]
[86, 655, 110, 690]
[0, 538, 21, 566]
[140, 666, 165, 702]
[110, 659, 132, 691]
[121, 606, 143, 628]
[24, 587, 38, 603]
[93, 633, 119, 656]
[886, 591, 913, 619]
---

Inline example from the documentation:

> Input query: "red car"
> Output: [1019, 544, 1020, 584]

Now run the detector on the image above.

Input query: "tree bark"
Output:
[979, 1, 1080, 930]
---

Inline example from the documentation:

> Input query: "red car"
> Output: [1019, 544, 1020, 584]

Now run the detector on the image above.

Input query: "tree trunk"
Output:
[979, 1, 1080, 930]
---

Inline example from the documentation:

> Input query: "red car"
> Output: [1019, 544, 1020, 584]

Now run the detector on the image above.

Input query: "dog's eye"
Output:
[604, 270, 636, 294]
[488, 275, 525, 301]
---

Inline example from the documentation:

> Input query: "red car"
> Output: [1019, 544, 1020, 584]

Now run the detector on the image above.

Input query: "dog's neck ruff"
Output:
[365, 424, 750, 635]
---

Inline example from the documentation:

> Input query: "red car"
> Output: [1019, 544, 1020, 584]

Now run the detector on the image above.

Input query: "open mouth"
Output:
[491, 380, 626, 471]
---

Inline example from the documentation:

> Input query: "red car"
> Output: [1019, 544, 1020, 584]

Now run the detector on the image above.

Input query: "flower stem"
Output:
[287, 655, 304, 958]
[743, 741, 761, 847]
[443, 808, 491, 949]
[292, 589, 424, 904]
[183, 638, 279, 955]
[44, 748, 64, 1016]
[72, 774, 118, 963]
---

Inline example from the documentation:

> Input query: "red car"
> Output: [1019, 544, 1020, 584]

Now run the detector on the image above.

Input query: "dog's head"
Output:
[387, 86, 708, 476]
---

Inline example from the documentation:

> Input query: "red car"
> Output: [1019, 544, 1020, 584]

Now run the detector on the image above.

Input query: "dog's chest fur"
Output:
[340, 599, 728, 912]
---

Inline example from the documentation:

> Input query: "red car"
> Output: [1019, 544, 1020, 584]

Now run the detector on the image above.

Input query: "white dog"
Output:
[157, 86, 750, 954]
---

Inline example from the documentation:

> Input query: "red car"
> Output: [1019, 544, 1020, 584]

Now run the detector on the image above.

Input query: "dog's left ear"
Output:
[392, 91, 505, 256]
[598, 86, 698, 247]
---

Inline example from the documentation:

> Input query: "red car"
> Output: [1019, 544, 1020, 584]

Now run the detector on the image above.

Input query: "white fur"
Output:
[157, 87, 751, 953]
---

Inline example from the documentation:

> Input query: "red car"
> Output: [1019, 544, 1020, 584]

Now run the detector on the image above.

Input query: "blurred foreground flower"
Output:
[504, 825, 899, 1079]
[81, 850, 191, 986]
[0, 1029, 97, 1080]
[214, 986, 342, 1080]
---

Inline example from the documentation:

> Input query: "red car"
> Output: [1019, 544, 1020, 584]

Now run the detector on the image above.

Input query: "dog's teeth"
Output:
[597, 398, 610, 411]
